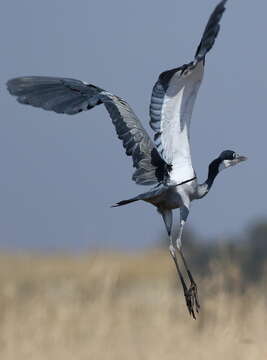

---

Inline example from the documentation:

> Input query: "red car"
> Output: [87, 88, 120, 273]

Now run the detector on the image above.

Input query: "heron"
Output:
[7, 0, 246, 318]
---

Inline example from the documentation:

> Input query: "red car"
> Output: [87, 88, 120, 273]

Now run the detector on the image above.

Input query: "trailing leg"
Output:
[159, 208, 195, 316]
[176, 206, 200, 316]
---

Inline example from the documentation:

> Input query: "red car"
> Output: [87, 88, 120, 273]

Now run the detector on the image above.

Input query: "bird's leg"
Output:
[176, 206, 200, 316]
[169, 239, 197, 317]
[159, 208, 196, 317]
[178, 247, 200, 313]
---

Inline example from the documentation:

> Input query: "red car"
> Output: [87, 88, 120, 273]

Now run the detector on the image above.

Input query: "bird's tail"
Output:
[111, 197, 139, 207]
[111, 186, 167, 207]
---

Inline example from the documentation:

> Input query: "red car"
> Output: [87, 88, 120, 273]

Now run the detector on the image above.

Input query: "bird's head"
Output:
[218, 150, 247, 171]
[203, 149, 247, 193]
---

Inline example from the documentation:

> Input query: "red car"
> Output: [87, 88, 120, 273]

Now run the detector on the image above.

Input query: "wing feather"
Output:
[7, 76, 167, 186]
[149, 0, 227, 184]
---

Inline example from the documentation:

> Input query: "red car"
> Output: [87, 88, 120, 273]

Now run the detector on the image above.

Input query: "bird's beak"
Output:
[230, 154, 247, 167]
[237, 155, 248, 162]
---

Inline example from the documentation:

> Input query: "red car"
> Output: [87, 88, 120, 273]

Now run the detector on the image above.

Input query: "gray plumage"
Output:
[7, 0, 247, 319]
[7, 77, 167, 186]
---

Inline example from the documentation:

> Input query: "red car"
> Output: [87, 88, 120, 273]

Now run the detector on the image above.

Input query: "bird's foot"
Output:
[184, 282, 200, 319]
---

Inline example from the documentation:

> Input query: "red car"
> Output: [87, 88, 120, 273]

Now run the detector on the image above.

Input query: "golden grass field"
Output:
[0, 250, 266, 360]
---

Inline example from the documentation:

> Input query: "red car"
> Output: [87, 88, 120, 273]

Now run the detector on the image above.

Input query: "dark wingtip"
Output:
[6, 77, 19, 95]
[194, 0, 228, 61]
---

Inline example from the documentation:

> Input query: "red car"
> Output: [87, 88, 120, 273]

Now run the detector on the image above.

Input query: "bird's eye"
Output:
[232, 152, 237, 159]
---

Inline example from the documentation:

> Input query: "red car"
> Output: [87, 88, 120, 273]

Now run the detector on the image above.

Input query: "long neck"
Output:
[197, 158, 221, 198]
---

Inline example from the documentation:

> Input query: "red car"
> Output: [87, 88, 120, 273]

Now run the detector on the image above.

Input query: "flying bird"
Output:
[7, 0, 246, 318]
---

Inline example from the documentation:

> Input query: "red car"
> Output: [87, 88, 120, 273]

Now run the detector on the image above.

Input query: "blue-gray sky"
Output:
[0, 0, 266, 251]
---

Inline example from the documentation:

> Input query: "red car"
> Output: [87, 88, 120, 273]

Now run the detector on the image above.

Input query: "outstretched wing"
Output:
[149, 0, 227, 184]
[7, 76, 167, 186]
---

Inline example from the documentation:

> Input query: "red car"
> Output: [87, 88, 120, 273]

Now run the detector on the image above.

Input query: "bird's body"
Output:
[118, 178, 200, 209]
[148, 180, 199, 209]
[7, 0, 247, 319]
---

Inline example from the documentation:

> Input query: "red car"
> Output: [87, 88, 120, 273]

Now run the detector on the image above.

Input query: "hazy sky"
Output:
[0, 0, 266, 251]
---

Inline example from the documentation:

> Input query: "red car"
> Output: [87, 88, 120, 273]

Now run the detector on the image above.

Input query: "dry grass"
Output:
[0, 250, 266, 360]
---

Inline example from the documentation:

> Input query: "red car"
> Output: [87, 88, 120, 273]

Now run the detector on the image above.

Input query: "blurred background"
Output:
[0, 0, 267, 359]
